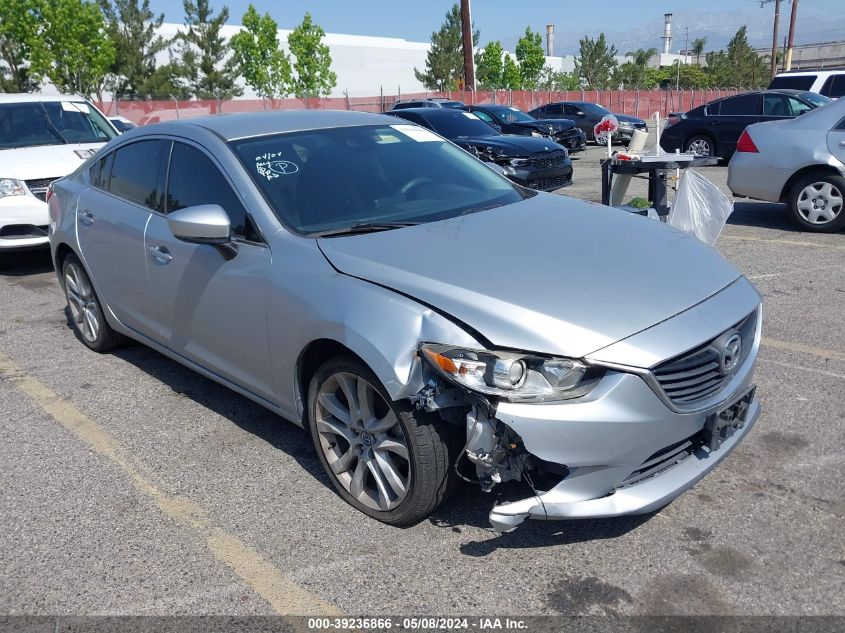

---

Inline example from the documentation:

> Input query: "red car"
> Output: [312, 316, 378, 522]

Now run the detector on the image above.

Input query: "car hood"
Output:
[455, 135, 565, 157]
[614, 114, 646, 125]
[318, 194, 741, 359]
[510, 119, 576, 133]
[0, 143, 105, 180]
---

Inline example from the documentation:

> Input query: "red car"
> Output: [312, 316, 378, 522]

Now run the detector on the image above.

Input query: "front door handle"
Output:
[839, 140, 845, 147]
[79, 210, 94, 226]
[148, 245, 173, 265]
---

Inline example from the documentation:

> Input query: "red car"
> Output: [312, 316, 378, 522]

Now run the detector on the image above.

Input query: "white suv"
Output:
[769, 70, 845, 99]
[0, 94, 116, 258]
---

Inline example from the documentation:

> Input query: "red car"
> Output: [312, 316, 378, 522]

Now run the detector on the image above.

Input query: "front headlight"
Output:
[530, 130, 547, 138]
[0, 178, 26, 198]
[506, 157, 531, 167]
[420, 344, 601, 402]
[619, 121, 634, 128]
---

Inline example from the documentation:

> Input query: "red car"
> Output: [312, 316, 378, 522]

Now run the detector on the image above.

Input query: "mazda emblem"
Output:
[719, 333, 742, 375]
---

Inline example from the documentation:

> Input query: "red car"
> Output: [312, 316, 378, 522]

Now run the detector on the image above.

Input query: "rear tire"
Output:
[62, 253, 124, 352]
[307, 355, 456, 526]
[684, 134, 715, 157]
[787, 173, 845, 233]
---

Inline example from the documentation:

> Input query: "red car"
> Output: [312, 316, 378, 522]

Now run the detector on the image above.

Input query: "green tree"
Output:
[98, 0, 167, 99]
[614, 47, 657, 88]
[287, 12, 336, 99]
[655, 64, 713, 89]
[536, 66, 580, 91]
[515, 26, 545, 89]
[230, 4, 291, 101]
[706, 26, 768, 88]
[175, 0, 241, 99]
[0, 0, 44, 92]
[414, 3, 478, 91]
[476, 40, 504, 89]
[501, 54, 521, 90]
[38, 0, 115, 98]
[574, 33, 618, 89]
[143, 62, 192, 99]
[691, 37, 707, 66]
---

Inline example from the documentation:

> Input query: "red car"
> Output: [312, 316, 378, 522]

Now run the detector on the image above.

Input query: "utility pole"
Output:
[769, 0, 781, 78]
[676, 27, 688, 90]
[785, 0, 799, 71]
[460, 0, 475, 91]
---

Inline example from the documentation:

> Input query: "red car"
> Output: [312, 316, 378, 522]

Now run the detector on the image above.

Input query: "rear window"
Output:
[768, 75, 816, 91]
[719, 94, 760, 116]
[821, 75, 845, 98]
[108, 140, 167, 210]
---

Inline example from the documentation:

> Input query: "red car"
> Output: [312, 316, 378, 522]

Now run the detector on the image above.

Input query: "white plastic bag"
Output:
[667, 169, 733, 245]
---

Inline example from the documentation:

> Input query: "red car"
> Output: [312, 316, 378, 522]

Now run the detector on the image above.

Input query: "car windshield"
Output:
[231, 124, 527, 235]
[0, 101, 116, 149]
[424, 111, 499, 139]
[491, 107, 534, 123]
[799, 92, 831, 108]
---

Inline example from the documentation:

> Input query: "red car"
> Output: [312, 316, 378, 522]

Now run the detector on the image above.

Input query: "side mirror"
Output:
[167, 204, 231, 245]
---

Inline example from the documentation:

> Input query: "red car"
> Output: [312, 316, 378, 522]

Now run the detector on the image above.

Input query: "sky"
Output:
[148, 0, 845, 54]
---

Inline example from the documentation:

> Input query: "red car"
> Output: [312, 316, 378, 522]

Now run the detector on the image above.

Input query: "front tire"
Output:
[307, 355, 455, 526]
[62, 254, 124, 352]
[787, 173, 845, 232]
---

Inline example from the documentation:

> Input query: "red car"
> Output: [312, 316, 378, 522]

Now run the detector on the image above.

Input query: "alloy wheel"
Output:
[687, 138, 712, 156]
[314, 371, 410, 511]
[64, 262, 100, 343]
[796, 181, 843, 225]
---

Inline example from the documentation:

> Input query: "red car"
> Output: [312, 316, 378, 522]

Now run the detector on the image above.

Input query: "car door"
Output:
[760, 93, 812, 123]
[143, 140, 277, 402]
[563, 104, 591, 135]
[706, 93, 761, 157]
[828, 114, 845, 164]
[75, 139, 167, 337]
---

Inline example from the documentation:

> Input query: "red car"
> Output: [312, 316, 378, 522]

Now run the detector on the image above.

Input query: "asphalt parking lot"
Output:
[0, 140, 843, 620]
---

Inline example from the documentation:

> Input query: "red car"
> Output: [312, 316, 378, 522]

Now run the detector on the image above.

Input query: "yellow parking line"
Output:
[721, 235, 845, 251]
[0, 352, 341, 619]
[761, 337, 845, 362]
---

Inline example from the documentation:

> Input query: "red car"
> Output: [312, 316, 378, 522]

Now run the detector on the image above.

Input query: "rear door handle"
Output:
[839, 140, 845, 147]
[148, 245, 173, 265]
[78, 210, 94, 226]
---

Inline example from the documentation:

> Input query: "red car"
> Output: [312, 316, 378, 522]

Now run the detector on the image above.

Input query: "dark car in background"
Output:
[389, 108, 572, 192]
[529, 101, 647, 143]
[661, 89, 830, 159]
[462, 104, 586, 153]
[391, 98, 465, 111]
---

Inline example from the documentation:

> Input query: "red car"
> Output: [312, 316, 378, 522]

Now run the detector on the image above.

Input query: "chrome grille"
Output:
[25, 177, 59, 202]
[652, 309, 758, 406]
[529, 150, 566, 169]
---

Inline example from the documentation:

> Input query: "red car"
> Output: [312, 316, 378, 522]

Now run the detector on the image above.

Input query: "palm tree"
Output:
[691, 37, 707, 66]
[626, 47, 658, 67]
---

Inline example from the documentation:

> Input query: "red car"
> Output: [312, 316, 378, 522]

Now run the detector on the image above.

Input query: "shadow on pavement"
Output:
[109, 343, 332, 489]
[0, 249, 54, 276]
[727, 201, 794, 230]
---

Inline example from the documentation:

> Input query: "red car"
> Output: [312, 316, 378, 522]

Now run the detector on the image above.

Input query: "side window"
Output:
[108, 140, 167, 210]
[829, 75, 845, 99]
[88, 151, 112, 188]
[166, 142, 261, 242]
[546, 104, 564, 116]
[787, 97, 812, 116]
[719, 94, 760, 116]
[474, 110, 496, 125]
[763, 94, 789, 116]
[821, 76, 834, 97]
[705, 101, 720, 116]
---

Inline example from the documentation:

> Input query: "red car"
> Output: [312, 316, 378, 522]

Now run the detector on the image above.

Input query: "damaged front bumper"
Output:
[488, 370, 759, 531]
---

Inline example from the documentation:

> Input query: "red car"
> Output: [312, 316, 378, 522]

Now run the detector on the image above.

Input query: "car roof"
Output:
[0, 93, 89, 104]
[471, 104, 512, 110]
[774, 70, 845, 77]
[139, 110, 400, 141]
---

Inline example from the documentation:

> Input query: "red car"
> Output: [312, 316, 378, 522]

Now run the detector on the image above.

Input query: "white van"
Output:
[0, 94, 117, 256]
[769, 70, 845, 99]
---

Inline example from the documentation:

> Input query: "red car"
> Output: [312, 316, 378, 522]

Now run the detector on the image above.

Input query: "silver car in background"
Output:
[48, 111, 762, 531]
[728, 96, 845, 232]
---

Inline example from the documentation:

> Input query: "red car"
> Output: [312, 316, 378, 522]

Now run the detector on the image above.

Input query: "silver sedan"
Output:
[48, 111, 762, 531]
[728, 96, 845, 232]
